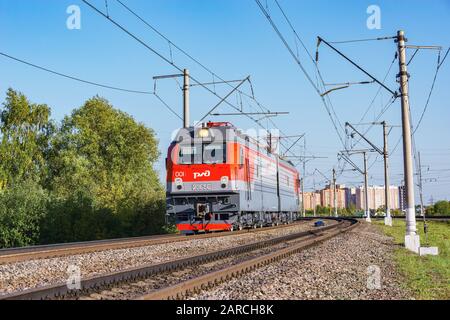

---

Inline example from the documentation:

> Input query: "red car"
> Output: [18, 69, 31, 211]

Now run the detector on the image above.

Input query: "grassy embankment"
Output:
[375, 219, 449, 300]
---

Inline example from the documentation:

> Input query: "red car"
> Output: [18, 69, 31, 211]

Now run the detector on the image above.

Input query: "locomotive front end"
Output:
[166, 123, 240, 234]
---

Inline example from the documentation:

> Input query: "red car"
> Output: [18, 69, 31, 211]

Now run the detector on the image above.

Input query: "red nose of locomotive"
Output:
[165, 123, 238, 234]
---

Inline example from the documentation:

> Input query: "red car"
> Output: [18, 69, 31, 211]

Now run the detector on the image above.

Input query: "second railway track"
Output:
[1, 218, 358, 300]
[0, 221, 302, 265]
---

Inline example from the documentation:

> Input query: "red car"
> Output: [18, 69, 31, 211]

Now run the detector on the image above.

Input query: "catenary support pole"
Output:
[383, 122, 392, 226]
[333, 168, 338, 217]
[397, 30, 420, 252]
[364, 152, 371, 222]
[183, 69, 190, 128]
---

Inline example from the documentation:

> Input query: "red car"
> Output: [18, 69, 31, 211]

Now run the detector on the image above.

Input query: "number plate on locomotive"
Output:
[192, 183, 212, 191]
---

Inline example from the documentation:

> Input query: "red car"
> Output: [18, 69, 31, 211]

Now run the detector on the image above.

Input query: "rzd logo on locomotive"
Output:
[193, 170, 211, 180]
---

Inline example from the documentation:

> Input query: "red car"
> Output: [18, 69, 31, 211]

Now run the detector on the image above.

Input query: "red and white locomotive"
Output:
[166, 122, 300, 234]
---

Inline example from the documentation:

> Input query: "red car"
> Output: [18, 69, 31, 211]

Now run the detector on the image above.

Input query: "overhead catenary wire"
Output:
[254, 0, 347, 150]
[81, 0, 277, 135]
[328, 36, 397, 44]
[274, 0, 347, 147]
[357, 53, 398, 125]
[115, 0, 334, 160]
[0, 51, 154, 95]
[110, 0, 299, 155]
[413, 47, 448, 135]
[0, 51, 187, 120]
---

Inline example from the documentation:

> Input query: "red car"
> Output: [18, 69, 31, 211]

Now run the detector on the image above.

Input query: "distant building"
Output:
[303, 191, 321, 210]
[399, 185, 407, 211]
[320, 184, 346, 209]
[302, 185, 402, 211]
[355, 186, 401, 211]
[345, 187, 357, 208]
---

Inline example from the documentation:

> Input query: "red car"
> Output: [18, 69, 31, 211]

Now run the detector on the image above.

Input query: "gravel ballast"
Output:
[191, 222, 411, 300]
[0, 221, 319, 295]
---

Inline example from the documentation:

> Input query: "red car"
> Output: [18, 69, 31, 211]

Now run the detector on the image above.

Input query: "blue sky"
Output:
[1, 0, 449, 203]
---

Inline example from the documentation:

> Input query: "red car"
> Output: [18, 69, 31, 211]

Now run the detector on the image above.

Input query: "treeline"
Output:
[426, 201, 450, 216]
[0, 89, 166, 248]
[306, 202, 450, 217]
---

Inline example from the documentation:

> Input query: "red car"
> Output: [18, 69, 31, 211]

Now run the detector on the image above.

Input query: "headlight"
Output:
[221, 176, 229, 188]
[175, 178, 183, 190]
[198, 128, 210, 138]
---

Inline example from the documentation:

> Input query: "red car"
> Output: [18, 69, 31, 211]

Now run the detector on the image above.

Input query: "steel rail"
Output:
[0, 222, 303, 265]
[0, 220, 343, 300]
[140, 219, 359, 300]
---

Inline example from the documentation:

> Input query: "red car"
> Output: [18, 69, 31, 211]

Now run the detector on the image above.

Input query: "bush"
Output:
[39, 189, 166, 244]
[0, 180, 48, 248]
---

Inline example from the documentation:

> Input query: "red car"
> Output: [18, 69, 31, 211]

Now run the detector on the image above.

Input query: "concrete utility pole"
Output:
[153, 69, 190, 128]
[183, 69, 190, 128]
[383, 122, 392, 226]
[363, 151, 371, 222]
[313, 178, 317, 217]
[418, 152, 425, 217]
[332, 168, 338, 217]
[397, 30, 420, 252]
[301, 175, 305, 218]
[345, 122, 392, 225]
[286, 150, 327, 218]
[337, 150, 372, 221]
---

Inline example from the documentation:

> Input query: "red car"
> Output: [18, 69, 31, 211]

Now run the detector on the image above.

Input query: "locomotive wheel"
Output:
[229, 226, 234, 232]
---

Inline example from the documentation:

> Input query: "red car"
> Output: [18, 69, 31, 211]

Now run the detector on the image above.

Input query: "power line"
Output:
[92, 0, 301, 156]
[0, 51, 186, 120]
[413, 48, 448, 135]
[273, 0, 347, 145]
[0, 51, 153, 95]
[254, 0, 347, 149]
[328, 36, 396, 44]
[153, 93, 183, 121]
[81, 0, 274, 133]
[357, 53, 397, 124]
[115, 0, 293, 146]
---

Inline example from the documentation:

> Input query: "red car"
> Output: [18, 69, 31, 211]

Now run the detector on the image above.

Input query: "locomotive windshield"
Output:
[178, 143, 226, 164]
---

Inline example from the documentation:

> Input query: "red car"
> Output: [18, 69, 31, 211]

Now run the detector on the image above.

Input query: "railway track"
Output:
[0, 218, 357, 300]
[0, 221, 300, 265]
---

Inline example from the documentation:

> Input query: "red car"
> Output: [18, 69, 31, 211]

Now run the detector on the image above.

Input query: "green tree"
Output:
[42, 96, 166, 242]
[433, 201, 450, 215]
[0, 88, 54, 187]
[0, 91, 167, 247]
[0, 180, 48, 248]
[48, 96, 162, 211]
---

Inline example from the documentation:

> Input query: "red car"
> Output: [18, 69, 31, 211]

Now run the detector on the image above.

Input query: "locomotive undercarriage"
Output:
[167, 193, 297, 234]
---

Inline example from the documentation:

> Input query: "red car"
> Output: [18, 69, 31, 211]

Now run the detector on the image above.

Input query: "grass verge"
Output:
[374, 219, 449, 300]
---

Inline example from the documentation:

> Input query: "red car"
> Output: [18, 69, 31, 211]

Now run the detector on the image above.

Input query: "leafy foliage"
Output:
[433, 201, 450, 215]
[0, 88, 54, 187]
[0, 90, 166, 248]
[0, 180, 48, 247]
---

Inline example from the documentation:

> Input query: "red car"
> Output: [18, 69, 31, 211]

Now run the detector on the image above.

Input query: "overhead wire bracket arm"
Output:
[282, 134, 306, 157]
[345, 122, 384, 155]
[198, 77, 250, 123]
[317, 36, 398, 97]
[338, 152, 364, 175]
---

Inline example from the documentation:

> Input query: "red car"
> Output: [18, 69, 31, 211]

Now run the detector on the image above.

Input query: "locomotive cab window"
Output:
[203, 143, 226, 164]
[178, 145, 200, 164]
[177, 143, 225, 164]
